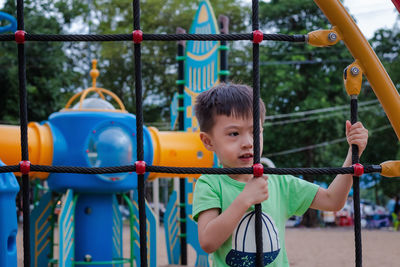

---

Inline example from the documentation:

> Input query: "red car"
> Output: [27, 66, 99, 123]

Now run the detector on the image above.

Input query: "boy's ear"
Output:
[200, 132, 214, 151]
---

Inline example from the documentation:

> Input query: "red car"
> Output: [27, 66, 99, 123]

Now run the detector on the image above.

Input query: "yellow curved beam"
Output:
[78, 87, 126, 111]
[314, 0, 400, 140]
[64, 90, 105, 109]
[63, 87, 127, 112]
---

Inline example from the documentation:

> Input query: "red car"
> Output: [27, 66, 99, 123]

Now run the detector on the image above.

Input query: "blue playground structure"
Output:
[0, 11, 17, 33]
[0, 2, 223, 264]
[0, 1, 226, 265]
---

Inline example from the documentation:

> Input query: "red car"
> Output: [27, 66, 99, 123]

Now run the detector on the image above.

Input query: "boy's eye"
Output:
[228, 132, 239, 137]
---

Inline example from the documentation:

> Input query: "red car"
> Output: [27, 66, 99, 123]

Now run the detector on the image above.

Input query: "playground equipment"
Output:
[2, 0, 400, 267]
[0, 59, 213, 266]
[0, 160, 19, 267]
[0, 11, 17, 33]
[166, 1, 223, 265]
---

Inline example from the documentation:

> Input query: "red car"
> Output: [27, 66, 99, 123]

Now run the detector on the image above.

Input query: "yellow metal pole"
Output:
[313, 0, 400, 140]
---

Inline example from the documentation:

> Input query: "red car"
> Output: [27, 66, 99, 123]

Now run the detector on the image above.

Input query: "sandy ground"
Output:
[17, 224, 400, 266]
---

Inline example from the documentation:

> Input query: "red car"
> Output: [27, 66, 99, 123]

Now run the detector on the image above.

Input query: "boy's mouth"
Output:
[239, 153, 253, 159]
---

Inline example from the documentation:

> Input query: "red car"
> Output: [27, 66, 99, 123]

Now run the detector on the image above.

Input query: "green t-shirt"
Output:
[193, 174, 319, 267]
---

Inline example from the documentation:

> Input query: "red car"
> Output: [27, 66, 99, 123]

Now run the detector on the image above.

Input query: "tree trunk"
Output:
[300, 149, 319, 227]
[301, 208, 319, 227]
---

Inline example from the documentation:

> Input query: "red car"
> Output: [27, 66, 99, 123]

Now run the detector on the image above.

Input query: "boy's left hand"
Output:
[345, 120, 368, 156]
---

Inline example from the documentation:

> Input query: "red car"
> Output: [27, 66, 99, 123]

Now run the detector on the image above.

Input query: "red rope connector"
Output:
[352, 163, 364, 177]
[252, 30, 263, 44]
[19, 161, 31, 175]
[135, 161, 146, 175]
[253, 163, 264, 177]
[132, 30, 143, 44]
[15, 30, 26, 44]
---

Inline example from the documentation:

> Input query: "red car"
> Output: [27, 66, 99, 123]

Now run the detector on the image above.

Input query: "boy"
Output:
[192, 83, 368, 266]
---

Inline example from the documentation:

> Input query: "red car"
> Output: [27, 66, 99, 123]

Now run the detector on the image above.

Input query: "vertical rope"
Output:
[219, 16, 228, 83]
[177, 32, 187, 265]
[252, 1, 263, 266]
[133, 1, 147, 266]
[351, 97, 362, 267]
[16, 0, 31, 266]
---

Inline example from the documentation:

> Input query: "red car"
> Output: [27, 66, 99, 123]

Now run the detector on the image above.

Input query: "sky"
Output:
[344, 0, 399, 38]
[0, 0, 398, 38]
[243, 0, 399, 39]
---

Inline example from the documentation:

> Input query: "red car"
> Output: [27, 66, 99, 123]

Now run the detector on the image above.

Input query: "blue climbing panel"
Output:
[58, 190, 75, 267]
[112, 194, 123, 267]
[183, 0, 220, 132]
[0, 160, 19, 267]
[164, 190, 181, 264]
[132, 190, 157, 267]
[186, 178, 210, 266]
[30, 191, 54, 267]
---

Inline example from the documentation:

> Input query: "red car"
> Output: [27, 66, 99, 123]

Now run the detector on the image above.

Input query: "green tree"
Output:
[90, 0, 249, 124]
[242, 0, 399, 225]
[369, 28, 400, 198]
[0, 0, 88, 123]
[254, 0, 397, 174]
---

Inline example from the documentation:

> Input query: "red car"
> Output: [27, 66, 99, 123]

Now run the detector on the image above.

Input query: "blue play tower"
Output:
[0, 159, 19, 267]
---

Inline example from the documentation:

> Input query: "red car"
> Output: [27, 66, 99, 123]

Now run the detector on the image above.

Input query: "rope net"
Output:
[0, 0, 375, 266]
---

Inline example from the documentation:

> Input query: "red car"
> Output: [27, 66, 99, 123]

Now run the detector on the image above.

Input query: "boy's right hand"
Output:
[240, 175, 269, 207]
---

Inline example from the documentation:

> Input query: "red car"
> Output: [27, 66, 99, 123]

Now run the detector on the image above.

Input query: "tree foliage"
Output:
[0, 0, 86, 123]
[248, 0, 399, 182]
[369, 28, 400, 197]
[0, 0, 398, 199]
[90, 0, 249, 122]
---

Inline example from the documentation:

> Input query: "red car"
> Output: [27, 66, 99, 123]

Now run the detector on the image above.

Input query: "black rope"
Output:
[176, 33, 188, 265]
[0, 2, 380, 267]
[252, 1, 264, 266]
[219, 16, 229, 83]
[16, 0, 31, 266]
[0, 164, 383, 175]
[252, 0, 259, 31]
[133, 1, 147, 266]
[351, 97, 362, 267]
[0, 33, 305, 42]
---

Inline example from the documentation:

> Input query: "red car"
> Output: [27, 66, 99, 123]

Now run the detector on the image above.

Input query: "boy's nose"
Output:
[241, 136, 253, 148]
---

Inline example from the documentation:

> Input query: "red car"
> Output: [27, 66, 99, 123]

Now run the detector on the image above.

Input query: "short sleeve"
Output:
[192, 175, 221, 222]
[285, 175, 319, 216]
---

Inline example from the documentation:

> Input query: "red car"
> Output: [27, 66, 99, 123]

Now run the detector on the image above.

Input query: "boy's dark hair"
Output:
[194, 83, 266, 133]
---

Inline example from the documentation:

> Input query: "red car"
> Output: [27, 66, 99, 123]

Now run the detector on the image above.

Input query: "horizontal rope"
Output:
[0, 164, 382, 175]
[0, 33, 306, 42]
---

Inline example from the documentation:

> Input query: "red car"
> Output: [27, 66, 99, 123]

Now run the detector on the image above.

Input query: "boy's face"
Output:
[200, 114, 263, 169]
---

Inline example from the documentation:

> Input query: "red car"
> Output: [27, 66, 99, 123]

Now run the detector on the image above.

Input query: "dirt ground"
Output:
[17, 224, 400, 266]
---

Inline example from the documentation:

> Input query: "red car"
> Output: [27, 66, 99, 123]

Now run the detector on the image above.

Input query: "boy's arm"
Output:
[197, 175, 268, 253]
[310, 121, 368, 212]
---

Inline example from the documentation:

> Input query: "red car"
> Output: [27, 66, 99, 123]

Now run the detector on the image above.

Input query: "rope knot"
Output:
[135, 161, 146, 175]
[15, 30, 26, 44]
[133, 30, 143, 44]
[19, 161, 31, 175]
[353, 163, 364, 177]
[253, 163, 264, 177]
[252, 30, 263, 44]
